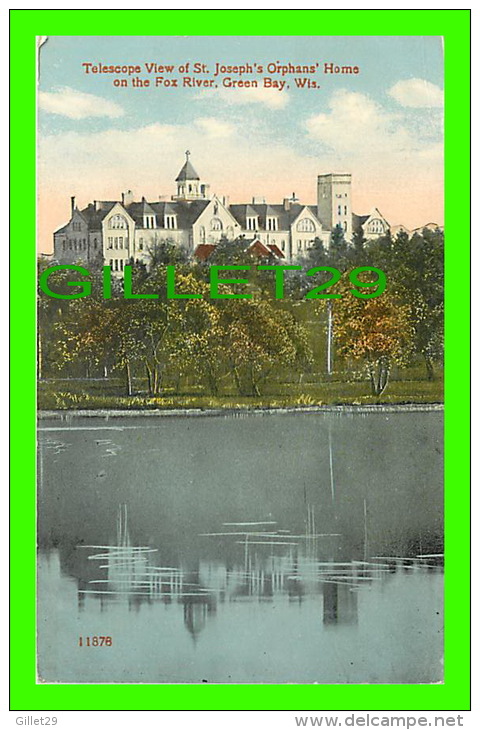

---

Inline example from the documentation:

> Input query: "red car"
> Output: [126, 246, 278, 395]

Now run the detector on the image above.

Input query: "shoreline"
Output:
[38, 403, 444, 419]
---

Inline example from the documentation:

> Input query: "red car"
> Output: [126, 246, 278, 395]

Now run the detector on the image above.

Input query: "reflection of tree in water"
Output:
[68, 502, 443, 639]
[323, 582, 358, 626]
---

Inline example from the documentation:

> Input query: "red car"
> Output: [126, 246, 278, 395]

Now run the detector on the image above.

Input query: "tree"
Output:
[218, 298, 312, 396]
[350, 225, 367, 265]
[329, 224, 349, 266]
[335, 284, 415, 396]
[391, 228, 444, 379]
[147, 238, 189, 268]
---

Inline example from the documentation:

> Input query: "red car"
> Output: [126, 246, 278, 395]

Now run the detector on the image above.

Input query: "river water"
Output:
[37, 410, 444, 684]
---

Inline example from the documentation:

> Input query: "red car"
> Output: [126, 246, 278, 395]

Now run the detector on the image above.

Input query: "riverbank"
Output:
[38, 376, 443, 412]
[39, 402, 444, 419]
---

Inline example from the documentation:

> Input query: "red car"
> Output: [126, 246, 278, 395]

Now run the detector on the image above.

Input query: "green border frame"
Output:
[10, 9, 470, 711]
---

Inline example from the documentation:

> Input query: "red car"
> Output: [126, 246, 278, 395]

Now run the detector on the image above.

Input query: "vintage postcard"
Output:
[36, 34, 445, 685]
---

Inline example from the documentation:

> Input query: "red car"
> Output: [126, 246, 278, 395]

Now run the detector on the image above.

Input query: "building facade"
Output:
[53, 152, 388, 271]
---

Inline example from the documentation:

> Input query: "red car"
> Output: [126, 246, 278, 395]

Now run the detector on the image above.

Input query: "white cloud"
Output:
[198, 86, 289, 110]
[194, 117, 235, 138]
[305, 89, 442, 164]
[38, 87, 125, 119]
[305, 90, 411, 157]
[388, 78, 444, 108]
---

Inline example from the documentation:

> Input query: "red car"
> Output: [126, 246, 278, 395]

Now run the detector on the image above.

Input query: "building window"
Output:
[344, 221, 348, 232]
[120, 260, 124, 271]
[246, 217, 257, 231]
[109, 259, 113, 268]
[138, 237, 144, 251]
[108, 237, 113, 249]
[281, 240, 285, 251]
[344, 206, 347, 215]
[144, 215, 156, 229]
[93, 238, 97, 248]
[114, 237, 118, 249]
[119, 236, 123, 248]
[211, 218, 223, 231]
[199, 226, 206, 242]
[337, 205, 342, 215]
[109, 214, 127, 229]
[165, 215, 177, 229]
[266, 217, 278, 231]
[368, 219, 384, 235]
[297, 218, 315, 233]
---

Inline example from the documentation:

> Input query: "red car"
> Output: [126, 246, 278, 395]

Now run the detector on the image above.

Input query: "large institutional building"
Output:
[53, 152, 393, 272]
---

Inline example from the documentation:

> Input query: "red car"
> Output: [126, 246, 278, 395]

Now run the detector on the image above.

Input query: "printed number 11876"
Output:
[78, 636, 112, 647]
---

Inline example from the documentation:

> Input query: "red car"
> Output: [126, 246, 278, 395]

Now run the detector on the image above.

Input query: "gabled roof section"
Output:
[352, 213, 370, 230]
[229, 203, 323, 232]
[77, 202, 117, 230]
[125, 199, 157, 226]
[163, 202, 177, 215]
[150, 199, 211, 229]
[289, 204, 323, 227]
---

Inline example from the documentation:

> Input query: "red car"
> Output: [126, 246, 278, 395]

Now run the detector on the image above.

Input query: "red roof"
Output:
[247, 240, 272, 258]
[194, 244, 217, 261]
[268, 244, 285, 259]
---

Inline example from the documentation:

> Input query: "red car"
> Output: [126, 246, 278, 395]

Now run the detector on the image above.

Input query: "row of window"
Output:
[62, 238, 98, 252]
[107, 236, 127, 249]
[106, 213, 320, 235]
[109, 259, 125, 272]
[337, 205, 348, 215]
[246, 217, 316, 233]
[367, 219, 385, 234]
[199, 224, 235, 241]
[109, 215, 127, 229]
[296, 240, 314, 251]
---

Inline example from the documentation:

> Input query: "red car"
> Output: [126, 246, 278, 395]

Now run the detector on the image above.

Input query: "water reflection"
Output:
[57, 503, 444, 644]
[37, 411, 444, 683]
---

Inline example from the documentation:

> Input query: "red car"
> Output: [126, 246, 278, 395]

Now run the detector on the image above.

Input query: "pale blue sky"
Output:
[38, 35, 444, 250]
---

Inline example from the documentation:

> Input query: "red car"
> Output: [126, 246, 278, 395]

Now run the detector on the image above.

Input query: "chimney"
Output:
[70, 196, 76, 216]
[94, 200, 100, 212]
[122, 190, 134, 206]
[284, 192, 299, 211]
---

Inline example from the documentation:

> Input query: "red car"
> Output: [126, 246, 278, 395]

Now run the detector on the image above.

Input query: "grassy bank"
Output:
[38, 374, 443, 411]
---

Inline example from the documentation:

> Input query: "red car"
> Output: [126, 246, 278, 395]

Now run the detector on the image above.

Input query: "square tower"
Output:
[317, 173, 352, 238]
